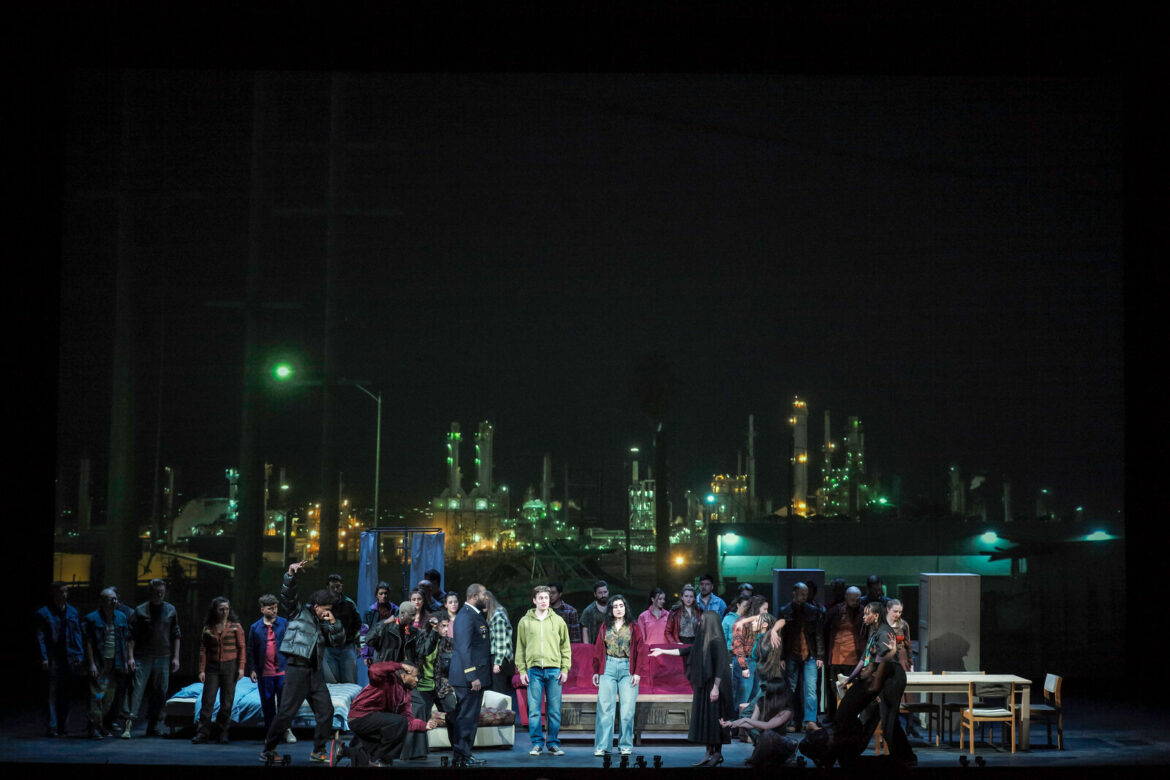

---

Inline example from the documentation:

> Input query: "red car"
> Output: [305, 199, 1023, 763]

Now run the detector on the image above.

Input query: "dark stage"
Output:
[3, 689, 1167, 778]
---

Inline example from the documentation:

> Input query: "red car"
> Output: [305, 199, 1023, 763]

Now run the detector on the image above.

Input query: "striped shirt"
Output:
[199, 622, 246, 677]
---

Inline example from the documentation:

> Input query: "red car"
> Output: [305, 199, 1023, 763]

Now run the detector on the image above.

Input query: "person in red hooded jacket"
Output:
[347, 661, 438, 766]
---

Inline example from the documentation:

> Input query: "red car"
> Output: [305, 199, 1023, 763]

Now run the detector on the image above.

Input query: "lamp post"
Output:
[271, 363, 382, 549]
[354, 383, 382, 529]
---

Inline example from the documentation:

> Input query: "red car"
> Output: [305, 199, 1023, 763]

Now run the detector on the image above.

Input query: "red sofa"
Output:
[513, 642, 693, 726]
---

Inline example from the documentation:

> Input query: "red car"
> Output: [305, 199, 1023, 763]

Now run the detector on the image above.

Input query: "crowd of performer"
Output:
[34, 569, 915, 768]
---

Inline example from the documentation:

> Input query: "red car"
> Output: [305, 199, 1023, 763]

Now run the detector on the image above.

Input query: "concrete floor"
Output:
[3, 690, 1168, 775]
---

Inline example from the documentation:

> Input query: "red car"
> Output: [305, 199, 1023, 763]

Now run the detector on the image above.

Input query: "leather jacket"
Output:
[278, 572, 346, 665]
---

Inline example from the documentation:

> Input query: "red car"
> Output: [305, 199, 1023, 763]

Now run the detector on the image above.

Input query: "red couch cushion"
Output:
[513, 642, 693, 723]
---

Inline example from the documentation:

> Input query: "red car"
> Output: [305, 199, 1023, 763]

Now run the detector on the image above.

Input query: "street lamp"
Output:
[269, 361, 382, 535]
[353, 384, 382, 528]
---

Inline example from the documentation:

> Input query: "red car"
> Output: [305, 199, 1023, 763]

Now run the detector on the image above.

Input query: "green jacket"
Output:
[514, 608, 571, 672]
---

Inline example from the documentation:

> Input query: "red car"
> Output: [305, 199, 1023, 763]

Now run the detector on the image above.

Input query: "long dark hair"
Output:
[410, 588, 430, 623]
[758, 680, 792, 722]
[603, 594, 632, 632]
[647, 587, 665, 607]
[203, 596, 238, 629]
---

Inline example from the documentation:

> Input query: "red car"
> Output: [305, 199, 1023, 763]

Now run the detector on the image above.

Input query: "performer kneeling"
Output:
[347, 661, 438, 767]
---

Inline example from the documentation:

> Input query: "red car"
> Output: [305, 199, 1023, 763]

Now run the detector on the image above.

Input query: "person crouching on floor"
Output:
[347, 661, 439, 767]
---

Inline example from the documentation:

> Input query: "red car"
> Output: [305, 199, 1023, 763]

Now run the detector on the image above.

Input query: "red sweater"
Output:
[591, 621, 645, 677]
[348, 661, 429, 730]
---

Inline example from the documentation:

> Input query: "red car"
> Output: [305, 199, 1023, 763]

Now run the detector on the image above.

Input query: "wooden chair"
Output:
[941, 670, 983, 745]
[1024, 673, 1064, 749]
[901, 689, 942, 746]
[959, 680, 1016, 755]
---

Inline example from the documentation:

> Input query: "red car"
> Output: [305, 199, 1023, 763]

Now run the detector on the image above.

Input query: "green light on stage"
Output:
[273, 363, 294, 381]
[980, 531, 999, 544]
[1085, 530, 1113, 541]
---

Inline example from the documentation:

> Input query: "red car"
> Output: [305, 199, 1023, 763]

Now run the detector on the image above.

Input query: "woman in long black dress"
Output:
[650, 609, 734, 766]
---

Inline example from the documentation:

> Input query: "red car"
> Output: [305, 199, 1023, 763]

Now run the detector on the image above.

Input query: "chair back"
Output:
[969, 681, 1015, 716]
[1043, 673, 1063, 706]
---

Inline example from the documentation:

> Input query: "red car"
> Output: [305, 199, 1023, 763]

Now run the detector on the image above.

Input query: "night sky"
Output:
[53, 69, 1123, 525]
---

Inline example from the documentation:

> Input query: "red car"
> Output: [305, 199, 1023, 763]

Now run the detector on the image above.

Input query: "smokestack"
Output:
[790, 397, 808, 516]
[473, 421, 494, 495]
[949, 466, 965, 516]
[541, 453, 552, 506]
[446, 423, 463, 497]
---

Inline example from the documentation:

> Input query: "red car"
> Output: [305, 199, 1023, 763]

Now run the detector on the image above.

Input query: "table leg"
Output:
[1019, 686, 1030, 750]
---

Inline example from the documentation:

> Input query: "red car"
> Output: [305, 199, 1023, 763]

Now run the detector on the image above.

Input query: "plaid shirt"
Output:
[489, 606, 513, 666]
[551, 600, 582, 643]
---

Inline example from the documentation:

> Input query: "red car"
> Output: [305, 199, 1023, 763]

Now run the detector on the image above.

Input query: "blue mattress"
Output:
[171, 679, 363, 731]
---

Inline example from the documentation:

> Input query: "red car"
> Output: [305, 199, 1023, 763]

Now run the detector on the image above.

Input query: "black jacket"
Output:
[778, 600, 825, 661]
[279, 573, 346, 665]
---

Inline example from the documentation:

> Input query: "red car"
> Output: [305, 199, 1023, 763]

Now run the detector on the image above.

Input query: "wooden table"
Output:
[904, 672, 1033, 750]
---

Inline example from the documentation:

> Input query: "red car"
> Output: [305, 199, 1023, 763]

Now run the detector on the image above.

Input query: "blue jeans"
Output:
[736, 659, 759, 714]
[322, 645, 358, 684]
[526, 667, 563, 748]
[784, 656, 819, 724]
[594, 657, 637, 753]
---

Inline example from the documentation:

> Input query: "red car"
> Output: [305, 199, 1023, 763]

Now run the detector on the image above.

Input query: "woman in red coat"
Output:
[590, 595, 644, 756]
[663, 584, 703, 644]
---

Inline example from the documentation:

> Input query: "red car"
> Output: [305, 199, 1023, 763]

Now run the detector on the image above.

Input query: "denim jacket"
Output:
[36, 603, 85, 666]
[83, 609, 130, 672]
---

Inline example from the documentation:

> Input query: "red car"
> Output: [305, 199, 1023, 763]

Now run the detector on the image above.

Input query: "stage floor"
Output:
[3, 690, 1169, 775]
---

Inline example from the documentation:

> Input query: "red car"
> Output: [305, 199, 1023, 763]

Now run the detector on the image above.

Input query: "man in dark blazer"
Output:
[450, 582, 491, 767]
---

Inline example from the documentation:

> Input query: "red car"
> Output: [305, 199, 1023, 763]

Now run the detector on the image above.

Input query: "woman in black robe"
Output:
[650, 609, 734, 766]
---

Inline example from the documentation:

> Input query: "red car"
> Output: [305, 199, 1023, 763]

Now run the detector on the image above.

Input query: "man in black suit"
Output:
[450, 582, 491, 767]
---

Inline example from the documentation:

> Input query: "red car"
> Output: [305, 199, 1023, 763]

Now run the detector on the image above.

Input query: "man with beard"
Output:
[345, 661, 438, 767]
[450, 583, 492, 767]
[579, 580, 609, 645]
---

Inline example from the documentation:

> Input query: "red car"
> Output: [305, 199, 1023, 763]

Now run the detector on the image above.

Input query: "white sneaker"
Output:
[283, 729, 297, 744]
[594, 749, 607, 757]
[529, 745, 543, 755]
[620, 748, 633, 755]
[548, 745, 565, 756]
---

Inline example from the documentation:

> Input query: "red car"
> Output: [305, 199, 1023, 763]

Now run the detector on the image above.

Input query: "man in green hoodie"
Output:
[515, 585, 572, 756]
